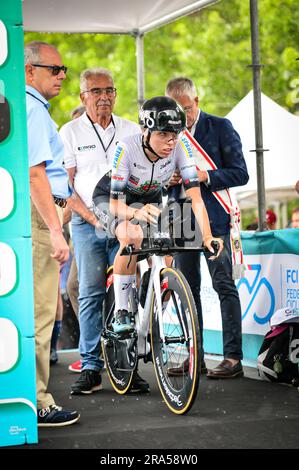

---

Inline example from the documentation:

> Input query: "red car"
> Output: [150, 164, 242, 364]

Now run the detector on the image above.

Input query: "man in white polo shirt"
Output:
[59, 68, 144, 395]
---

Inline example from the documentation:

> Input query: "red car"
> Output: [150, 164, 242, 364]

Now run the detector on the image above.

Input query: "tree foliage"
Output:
[24, 0, 299, 127]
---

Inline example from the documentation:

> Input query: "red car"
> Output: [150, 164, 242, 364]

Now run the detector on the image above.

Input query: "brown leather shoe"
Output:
[207, 359, 243, 379]
[167, 359, 207, 377]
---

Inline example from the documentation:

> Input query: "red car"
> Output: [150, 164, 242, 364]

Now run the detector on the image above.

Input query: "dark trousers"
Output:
[174, 233, 243, 361]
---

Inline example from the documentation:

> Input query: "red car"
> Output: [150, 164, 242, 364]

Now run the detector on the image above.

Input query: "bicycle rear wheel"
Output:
[102, 333, 136, 394]
[102, 267, 136, 394]
[150, 267, 200, 414]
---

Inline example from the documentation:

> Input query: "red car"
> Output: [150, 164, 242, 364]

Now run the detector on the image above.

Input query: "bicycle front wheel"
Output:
[150, 267, 200, 414]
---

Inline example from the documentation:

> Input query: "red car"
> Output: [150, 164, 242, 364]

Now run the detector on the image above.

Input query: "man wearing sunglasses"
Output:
[25, 41, 80, 427]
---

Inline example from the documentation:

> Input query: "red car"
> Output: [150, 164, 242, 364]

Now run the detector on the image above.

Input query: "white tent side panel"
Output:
[226, 90, 299, 207]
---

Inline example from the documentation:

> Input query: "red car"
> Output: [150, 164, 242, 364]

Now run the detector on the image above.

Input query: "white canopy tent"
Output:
[226, 90, 299, 227]
[23, 0, 219, 34]
[22, 0, 219, 105]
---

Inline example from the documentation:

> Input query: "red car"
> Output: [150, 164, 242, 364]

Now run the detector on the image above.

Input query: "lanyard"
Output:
[87, 114, 116, 160]
[26, 91, 49, 110]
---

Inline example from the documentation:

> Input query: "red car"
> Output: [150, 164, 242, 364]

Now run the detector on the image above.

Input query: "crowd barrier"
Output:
[202, 228, 299, 361]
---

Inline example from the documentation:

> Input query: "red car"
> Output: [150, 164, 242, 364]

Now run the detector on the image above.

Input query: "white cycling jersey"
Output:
[110, 133, 200, 200]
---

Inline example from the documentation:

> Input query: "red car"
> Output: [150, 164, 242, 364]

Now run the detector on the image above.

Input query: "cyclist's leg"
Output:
[205, 232, 243, 361]
[112, 220, 144, 332]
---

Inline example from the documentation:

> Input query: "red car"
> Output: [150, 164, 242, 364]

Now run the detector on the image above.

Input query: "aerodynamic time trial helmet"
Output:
[139, 96, 186, 134]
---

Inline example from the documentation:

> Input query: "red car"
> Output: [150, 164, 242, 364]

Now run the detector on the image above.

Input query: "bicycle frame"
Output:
[120, 197, 215, 358]
[136, 254, 166, 356]
[102, 198, 219, 413]
[122, 243, 203, 364]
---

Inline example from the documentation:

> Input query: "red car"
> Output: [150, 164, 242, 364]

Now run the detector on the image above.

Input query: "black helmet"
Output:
[139, 96, 186, 133]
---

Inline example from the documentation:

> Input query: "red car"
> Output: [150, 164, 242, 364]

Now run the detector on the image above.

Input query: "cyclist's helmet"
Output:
[139, 96, 186, 134]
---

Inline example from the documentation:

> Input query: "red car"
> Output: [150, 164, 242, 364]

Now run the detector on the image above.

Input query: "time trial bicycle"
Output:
[101, 198, 218, 415]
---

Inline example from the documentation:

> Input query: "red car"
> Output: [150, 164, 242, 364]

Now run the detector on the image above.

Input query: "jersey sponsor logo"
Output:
[77, 144, 96, 151]
[133, 162, 146, 170]
[184, 177, 199, 187]
[180, 135, 193, 158]
[159, 160, 171, 170]
[180, 164, 194, 170]
[112, 175, 124, 181]
[111, 189, 123, 196]
[113, 145, 124, 169]
[140, 180, 160, 192]
[129, 175, 140, 185]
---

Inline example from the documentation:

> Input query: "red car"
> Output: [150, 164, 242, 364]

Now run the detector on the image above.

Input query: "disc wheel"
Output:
[150, 267, 200, 414]
[102, 335, 136, 394]
[101, 266, 136, 394]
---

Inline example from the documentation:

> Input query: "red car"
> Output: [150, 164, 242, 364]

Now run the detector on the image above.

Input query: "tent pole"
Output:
[135, 31, 145, 110]
[249, 0, 267, 231]
[281, 202, 288, 229]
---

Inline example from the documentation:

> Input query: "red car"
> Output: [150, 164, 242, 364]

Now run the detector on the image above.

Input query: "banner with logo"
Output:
[201, 229, 299, 359]
[0, 0, 37, 447]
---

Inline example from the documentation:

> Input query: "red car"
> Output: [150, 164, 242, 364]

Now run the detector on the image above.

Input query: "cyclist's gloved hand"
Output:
[132, 204, 161, 225]
[203, 236, 224, 260]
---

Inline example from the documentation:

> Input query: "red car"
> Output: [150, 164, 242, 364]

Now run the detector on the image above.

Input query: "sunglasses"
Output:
[31, 64, 68, 76]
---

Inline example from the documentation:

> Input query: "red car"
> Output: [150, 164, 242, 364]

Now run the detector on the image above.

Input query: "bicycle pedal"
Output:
[139, 351, 153, 363]
[116, 330, 136, 341]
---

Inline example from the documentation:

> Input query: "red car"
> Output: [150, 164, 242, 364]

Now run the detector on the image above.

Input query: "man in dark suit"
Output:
[166, 77, 249, 379]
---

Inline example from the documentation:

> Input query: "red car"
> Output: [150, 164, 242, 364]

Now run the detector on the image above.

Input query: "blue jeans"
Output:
[72, 214, 119, 371]
[174, 233, 243, 361]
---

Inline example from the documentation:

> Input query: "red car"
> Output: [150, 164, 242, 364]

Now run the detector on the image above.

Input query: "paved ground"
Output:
[13, 350, 299, 450]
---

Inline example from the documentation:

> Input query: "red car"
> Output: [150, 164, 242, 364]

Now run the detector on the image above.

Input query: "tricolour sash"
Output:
[183, 129, 246, 280]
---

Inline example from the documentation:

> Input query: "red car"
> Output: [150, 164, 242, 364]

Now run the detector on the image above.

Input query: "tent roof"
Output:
[226, 90, 299, 208]
[22, 0, 218, 34]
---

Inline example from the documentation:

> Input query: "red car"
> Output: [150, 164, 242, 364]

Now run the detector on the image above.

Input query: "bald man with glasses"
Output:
[166, 76, 249, 379]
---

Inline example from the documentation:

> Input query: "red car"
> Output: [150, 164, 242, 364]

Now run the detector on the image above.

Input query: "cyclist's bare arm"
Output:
[185, 186, 223, 257]
[110, 198, 160, 225]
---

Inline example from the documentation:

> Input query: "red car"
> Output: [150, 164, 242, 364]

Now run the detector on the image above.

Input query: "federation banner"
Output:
[201, 229, 299, 336]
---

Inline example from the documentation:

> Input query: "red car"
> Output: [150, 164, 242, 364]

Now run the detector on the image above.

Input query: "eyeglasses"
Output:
[82, 87, 117, 96]
[31, 64, 68, 76]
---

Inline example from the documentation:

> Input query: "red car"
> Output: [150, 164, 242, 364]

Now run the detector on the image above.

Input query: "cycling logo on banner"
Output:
[236, 264, 275, 325]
